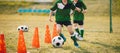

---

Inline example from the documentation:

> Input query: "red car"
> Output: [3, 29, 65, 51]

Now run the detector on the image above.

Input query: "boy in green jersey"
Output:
[49, 0, 81, 48]
[73, 0, 87, 40]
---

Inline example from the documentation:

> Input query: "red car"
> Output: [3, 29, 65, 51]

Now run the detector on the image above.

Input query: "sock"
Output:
[75, 28, 80, 35]
[59, 33, 66, 42]
[71, 33, 79, 47]
[71, 36, 77, 42]
[80, 28, 84, 37]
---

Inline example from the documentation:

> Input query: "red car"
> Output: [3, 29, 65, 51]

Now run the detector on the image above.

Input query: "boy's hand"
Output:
[49, 17, 53, 22]
[49, 11, 54, 22]
[75, 7, 81, 12]
[82, 9, 87, 13]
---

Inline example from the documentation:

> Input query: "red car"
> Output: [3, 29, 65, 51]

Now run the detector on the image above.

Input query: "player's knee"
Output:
[68, 30, 74, 35]
[57, 29, 62, 34]
[74, 23, 78, 27]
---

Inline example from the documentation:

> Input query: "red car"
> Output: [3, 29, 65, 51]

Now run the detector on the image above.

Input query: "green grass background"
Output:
[0, 15, 120, 53]
[0, 0, 120, 53]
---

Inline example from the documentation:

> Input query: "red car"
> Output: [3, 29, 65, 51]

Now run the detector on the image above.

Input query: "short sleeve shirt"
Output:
[50, 0, 75, 22]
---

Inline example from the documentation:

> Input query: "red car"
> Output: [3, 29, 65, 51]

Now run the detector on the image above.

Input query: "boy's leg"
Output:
[76, 21, 84, 40]
[57, 24, 66, 42]
[74, 22, 83, 41]
[79, 25, 84, 38]
[67, 25, 80, 48]
[74, 23, 80, 35]
[59, 33, 66, 42]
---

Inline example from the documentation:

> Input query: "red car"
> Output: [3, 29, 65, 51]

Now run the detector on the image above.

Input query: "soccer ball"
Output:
[17, 25, 28, 32]
[52, 36, 64, 48]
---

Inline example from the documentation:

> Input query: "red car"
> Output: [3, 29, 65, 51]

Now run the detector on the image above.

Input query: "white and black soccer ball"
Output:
[17, 25, 28, 32]
[52, 36, 64, 48]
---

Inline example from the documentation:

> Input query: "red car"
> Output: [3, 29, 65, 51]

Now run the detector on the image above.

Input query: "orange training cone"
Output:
[52, 24, 58, 38]
[32, 27, 40, 48]
[44, 25, 51, 43]
[0, 33, 6, 53]
[17, 30, 27, 53]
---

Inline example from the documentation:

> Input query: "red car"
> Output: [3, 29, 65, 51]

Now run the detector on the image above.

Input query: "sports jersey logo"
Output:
[57, 3, 65, 9]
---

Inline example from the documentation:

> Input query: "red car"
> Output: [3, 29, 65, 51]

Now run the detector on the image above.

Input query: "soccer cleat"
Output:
[60, 33, 66, 42]
[77, 37, 83, 41]
[74, 32, 83, 41]
[71, 36, 80, 48]
[74, 42, 80, 48]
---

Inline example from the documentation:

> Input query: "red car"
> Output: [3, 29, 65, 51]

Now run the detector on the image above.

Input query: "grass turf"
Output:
[0, 14, 120, 53]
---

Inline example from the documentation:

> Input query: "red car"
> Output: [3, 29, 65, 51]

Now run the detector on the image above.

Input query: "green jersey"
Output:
[50, 0, 75, 22]
[73, 0, 87, 21]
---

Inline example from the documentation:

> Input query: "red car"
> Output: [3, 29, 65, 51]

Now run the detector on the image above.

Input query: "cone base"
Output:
[16, 51, 30, 53]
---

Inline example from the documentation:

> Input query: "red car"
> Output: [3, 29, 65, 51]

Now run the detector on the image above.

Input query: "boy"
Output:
[73, 0, 87, 40]
[49, 0, 81, 48]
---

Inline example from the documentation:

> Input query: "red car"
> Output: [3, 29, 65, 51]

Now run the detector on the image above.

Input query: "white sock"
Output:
[71, 32, 78, 37]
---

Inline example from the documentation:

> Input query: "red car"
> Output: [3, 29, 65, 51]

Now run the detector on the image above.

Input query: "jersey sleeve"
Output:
[50, 2, 57, 11]
[70, 3, 76, 10]
[81, 1, 87, 10]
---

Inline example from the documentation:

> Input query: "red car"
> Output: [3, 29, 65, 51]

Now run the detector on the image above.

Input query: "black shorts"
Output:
[56, 21, 72, 27]
[73, 20, 84, 25]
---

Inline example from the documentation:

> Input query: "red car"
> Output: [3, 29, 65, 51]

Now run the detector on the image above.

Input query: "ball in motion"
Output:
[52, 36, 64, 48]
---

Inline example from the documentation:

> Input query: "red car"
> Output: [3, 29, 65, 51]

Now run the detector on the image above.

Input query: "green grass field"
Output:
[0, 0, 120, 53]
[0, 14, 120, 53]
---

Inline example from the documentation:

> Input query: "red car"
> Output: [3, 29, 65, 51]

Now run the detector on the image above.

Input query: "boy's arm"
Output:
[70, 3, 81, 12]
[75, 7, 81, 12]
[49, 2, 57, 22]
[81, 1, 87, 10]
[81, 1, 87, 13]
[49, 11, 54, 22]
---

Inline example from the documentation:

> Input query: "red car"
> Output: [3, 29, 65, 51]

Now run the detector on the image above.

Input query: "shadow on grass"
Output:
[112, 46, 120, 52]
[63, 46, 72, 50]
[86, 30, 109, 33]
[63, 46, 91, 53]
[38, 47, 50, 53]
[73, 47, 91, 53]
[92, 42, 120, 52]
[33, 45, 91, 53]
[84, 40, 120, 52]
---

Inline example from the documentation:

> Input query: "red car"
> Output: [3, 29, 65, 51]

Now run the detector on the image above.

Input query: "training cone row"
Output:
[17, 27, 40, 53]
[52, 24, 58, 38]
[32, 27, 40, 48]
[0, 33, 6, 53]
[44, 25, 52, 43]
[17, 30, 27, 53]
[44, 24, 59, 43]
[1, 24, 58, 53]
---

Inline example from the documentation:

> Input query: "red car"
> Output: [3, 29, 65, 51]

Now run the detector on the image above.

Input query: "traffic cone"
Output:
[52, 24, 58, 38]
[44, 25, 51, 43]
[0, 33, 6, 53]
[17, 30, 27, 53]
[32, 27, 40, 48]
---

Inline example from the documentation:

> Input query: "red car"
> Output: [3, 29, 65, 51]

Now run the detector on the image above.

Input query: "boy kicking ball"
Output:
[49, 0, 81, 48]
